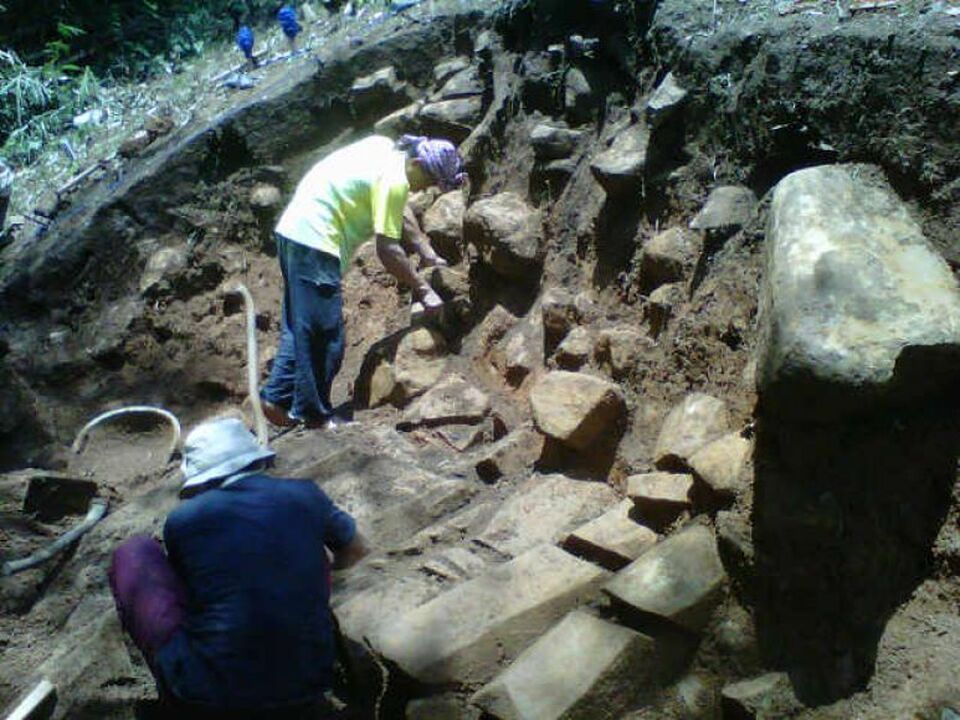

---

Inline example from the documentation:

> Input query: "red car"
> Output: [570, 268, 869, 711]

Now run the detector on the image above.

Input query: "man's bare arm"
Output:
[375, 235, 443, 310]
[402, 205, 445, 268]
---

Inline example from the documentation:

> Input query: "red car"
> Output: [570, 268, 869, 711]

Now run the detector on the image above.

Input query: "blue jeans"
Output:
[261, 235, 345, 423]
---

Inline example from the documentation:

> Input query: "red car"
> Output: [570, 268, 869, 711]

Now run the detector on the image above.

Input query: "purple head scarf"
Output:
[398, 135, 467, 192]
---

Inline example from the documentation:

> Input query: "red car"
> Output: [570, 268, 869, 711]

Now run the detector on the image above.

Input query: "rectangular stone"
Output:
[476, 473, 616, 558]
[563, 499, 657, 570]
[604, 524, 726, 633]
[335, 573, 447, 642]
[371, 544, 610, 685]
[471, 609, 655, 720]
[759, 164, 960, 419]
[422, 546, 489, 582]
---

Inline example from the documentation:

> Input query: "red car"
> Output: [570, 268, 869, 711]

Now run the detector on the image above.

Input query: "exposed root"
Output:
[71, 406, 181, 459]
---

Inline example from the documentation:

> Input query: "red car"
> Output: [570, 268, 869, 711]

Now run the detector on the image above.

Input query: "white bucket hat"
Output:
[180, 417, 275, 493]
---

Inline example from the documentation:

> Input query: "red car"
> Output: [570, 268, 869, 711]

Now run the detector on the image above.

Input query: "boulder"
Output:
[530, 123, 583, 161]
[563, 499, 657, 571]
[422, 190, 466, 263]
[476, 473, 617, 558]
[464, 193, 544, 283]
[653, 393, 730, 471]
[604, 524, 726, 633]
[638, 227, 699, 293]
[688, 432, 752, 499]
[474, 426, 544, 483]
[393, 327, 448, 404]
[646, 71, 688, 129]
[689, 186, 756, 236]
[399, 374, 491, 429]
[721, 673, 802, 719]
[590, 124, 650, 194]
[139, 246, 187, 295]
[436, 66, 484, 98]
[530, 371, 626, 451]
[370, 544, 610, 685]
[419, 97, 484, 143]
[554, 326, 593, 370]
[758, 164, 960, 419]
[596, 327, 654, 378]
[626, 472, 694, 528]
[471, 610, 656, 720]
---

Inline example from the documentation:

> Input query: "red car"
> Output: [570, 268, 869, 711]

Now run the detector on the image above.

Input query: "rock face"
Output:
[654, 393, 730, 470]
[758, 164, 960, 419]
[604, 524, 726, 633]
[470, 610, 656, 720]
[590, 124, 650, 194]
[563, 499, 657, 571]
[371, 544, 610, 686]
[463, 193, 544, 282]
[422, 190, 466, 264]
[476, 473, 617, 558]
[530, 371, 626, 451]
[690, 186, 757, 236]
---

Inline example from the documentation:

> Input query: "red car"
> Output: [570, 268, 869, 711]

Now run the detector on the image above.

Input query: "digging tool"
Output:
[2, 498, 108, 577]
[3, 678, 56, 720]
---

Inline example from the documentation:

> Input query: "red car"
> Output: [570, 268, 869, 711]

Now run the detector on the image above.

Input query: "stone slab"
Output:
[335, 573, 447, 642]
[626, 472, 694, 529]
[470, 609, 655, 720]
[530, 371, 626, 451]
[371, 544, 610, 685]
[758, 164, 960, 420]
[476, 473, 617, 558]
[604, 524, 725, 633]
[563, 499, 657, 571]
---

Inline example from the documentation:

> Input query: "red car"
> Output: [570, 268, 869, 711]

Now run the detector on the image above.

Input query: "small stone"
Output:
[638, 227, 699, 293]
[118, 129, 152, 158]
[674, 673, 718, 720]
[646, 282, 685, 339]
[590, 124, 650, 194]
[646, 72, 688, 129]
[471, 610, 655, 720]
[596, 327, 654, 378]
[367, 359, 396, 408]
[463, 193, 543, 283]
[717, 509, 754, 574]
[497, 318, 543, 386]
[423, 190, 466, 264]
[140, 247, 186, 295]
[688, 432, 751, 499]
[721, 673, 801, 719]
[563, 499, 657, 571]
[541, 288, 579, 346]
[555, 326, 593, 370]
[604, 524, 726, 633]
[654, 393, 730, 471]
[690, 186, 757, 235]
[626, 472, 694, 529]
[399, 374, 490, 429]
[144, 113, 174, 139]
[474, 426, 544, 483]
[530, 123, 583, 161]
[530, 371, 626, 452]
[249, 183, 283, 209]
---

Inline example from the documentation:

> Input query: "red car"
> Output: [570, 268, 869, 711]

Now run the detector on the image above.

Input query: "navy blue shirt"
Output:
[155, 473, 356, 710]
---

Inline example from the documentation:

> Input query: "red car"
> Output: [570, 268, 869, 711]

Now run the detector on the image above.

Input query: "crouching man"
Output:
[109, 417, 367, 718]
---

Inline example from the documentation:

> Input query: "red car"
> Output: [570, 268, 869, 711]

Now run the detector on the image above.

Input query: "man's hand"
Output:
[332, 532, 369, 570]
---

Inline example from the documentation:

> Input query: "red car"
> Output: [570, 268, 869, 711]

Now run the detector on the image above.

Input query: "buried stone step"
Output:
[470, 609, 656, 720]
[562, 499, 657, 571]
[369, 544, 610, 686]
[626, 471, 694, 530]
[603, 524, 725, 634]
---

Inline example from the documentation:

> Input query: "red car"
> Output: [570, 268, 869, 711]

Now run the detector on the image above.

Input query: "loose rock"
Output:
[689, 186, 756, 236]
[653, 393, 730, 471]
[604, 524, 726, 633]
[471, 609, 656, 720]
[530, 371, 626, 452]
[646, 71, 688, 129]
[590, 124, 650, 194]
[721, 672, 802, 719]
[626, 471, 694, 529]
[530, 123, 583, 161]
[596, 327, 654, 378]
[393, 327, 448, 404]
[474, 426, 544, 483]
[688, 432, 751, 499]
[419, 97, 483, 143]
[554, 326, 593, 370]
[423, 190, 466, 264]
[399, 374, 490, 429]
[638, 227, 699, 294]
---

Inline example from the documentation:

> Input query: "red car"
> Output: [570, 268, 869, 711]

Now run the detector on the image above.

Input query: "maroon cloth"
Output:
[109, 535, 187, 662]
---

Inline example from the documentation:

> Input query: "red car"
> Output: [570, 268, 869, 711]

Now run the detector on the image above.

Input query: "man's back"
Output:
[155, 474, 355, 710]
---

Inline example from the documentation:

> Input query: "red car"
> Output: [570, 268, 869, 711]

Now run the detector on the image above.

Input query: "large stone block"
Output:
[590, 124, 649, 194]
[604, 524, 725, 633]
[563, 499, 657, 571]
[394, 327, 448, 404]
[399, 374, 491, 429]
[688, 432, 752, 499]
[530, 371, 626, 451]
[690, 186, 756, 236]
[477, 473, 617, 558]
[371, 544, 610, 686]
[463, 193, 544, 283]
[654, 393, 730, 470]
[423, 190, 466, 264]
[758, 164, 960, 419]
[638, 227, 699, 294]
[470, 610, 656, 720]
[626, 472, 694, 529]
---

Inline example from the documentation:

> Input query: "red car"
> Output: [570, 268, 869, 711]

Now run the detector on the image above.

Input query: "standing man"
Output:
[260, 134, 466, 429]
[109, 417, 367, 718]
